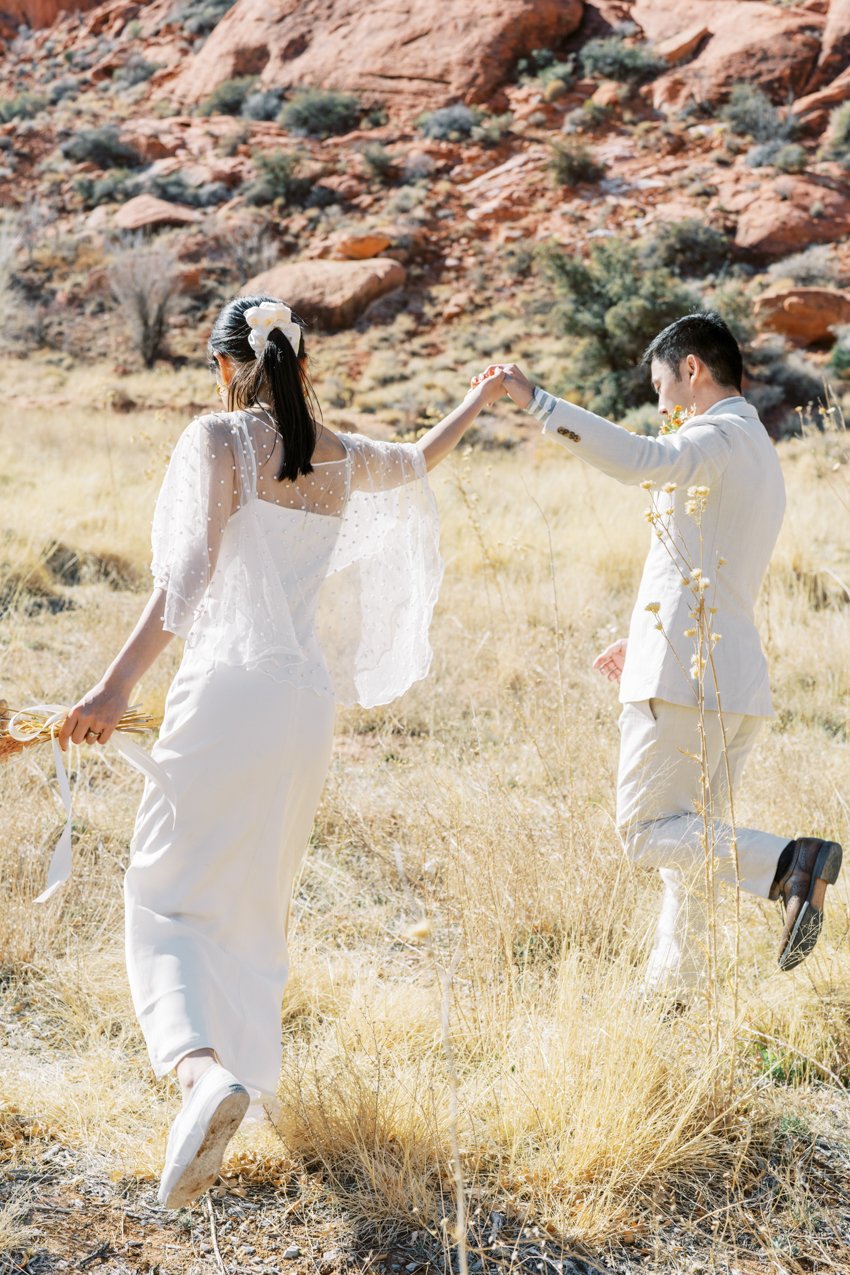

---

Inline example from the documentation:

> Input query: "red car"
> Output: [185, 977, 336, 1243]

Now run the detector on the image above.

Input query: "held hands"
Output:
[56, 679, 131, 753]
[470, 363, 534, 410]
[467, 365, 506, 407]
[593, 638, 628, 684]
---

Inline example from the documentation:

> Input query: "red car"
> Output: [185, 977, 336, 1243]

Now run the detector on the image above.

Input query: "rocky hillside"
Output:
[3, 0, 850, 432]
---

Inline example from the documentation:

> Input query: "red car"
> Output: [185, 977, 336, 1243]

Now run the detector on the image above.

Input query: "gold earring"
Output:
[216, 383, 227, 401]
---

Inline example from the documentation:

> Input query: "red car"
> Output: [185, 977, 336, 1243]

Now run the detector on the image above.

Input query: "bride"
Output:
[56, 295, 504, 1208]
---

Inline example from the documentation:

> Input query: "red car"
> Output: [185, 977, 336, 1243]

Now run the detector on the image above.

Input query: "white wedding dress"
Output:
[123, 406, 442, 1123]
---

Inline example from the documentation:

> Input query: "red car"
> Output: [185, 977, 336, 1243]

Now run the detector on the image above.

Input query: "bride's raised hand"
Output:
[467, 365, 506, 406]
[470, 363, 534, 410]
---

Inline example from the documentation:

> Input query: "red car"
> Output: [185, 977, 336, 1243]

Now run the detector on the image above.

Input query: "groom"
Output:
[474, 312, 842, 997]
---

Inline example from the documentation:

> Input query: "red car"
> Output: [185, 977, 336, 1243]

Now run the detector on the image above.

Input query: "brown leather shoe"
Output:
[770, 838, 843, 970]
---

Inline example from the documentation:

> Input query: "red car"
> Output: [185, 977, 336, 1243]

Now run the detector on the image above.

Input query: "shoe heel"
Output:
[815, 841, 843, 885]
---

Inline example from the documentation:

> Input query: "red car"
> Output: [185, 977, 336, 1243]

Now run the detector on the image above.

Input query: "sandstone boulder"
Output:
[807, 0, 850, 90]
[330, 231, 393, 260]
[732, 175, 850, 256]
[161, 0, 584, 117]
[114, 194, 202, 230]
[243, 258, 406, 330]
[792, 63, 850, 131]
[655, 23, 711, 64]
[754, 286, 850, 345]
[628, 1, 824, 113]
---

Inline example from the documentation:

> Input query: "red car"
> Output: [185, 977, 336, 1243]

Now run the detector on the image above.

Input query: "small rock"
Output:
[284, 1246, 301, 1259]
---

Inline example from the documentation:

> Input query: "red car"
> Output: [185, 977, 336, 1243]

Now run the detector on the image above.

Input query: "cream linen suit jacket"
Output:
[527, 390, 786, 718]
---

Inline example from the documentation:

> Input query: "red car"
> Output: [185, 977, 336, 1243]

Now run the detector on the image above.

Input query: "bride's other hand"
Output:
[593, 638, 628, 683]
[56, 679, 132, 752]
[470, 363, 534, 410]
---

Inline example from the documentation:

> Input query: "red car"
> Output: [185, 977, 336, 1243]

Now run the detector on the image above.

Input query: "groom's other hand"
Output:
[593, 638, 628, 683]
[470, 363, 534, 410]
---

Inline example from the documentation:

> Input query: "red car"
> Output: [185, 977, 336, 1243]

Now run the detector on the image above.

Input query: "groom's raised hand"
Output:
[470, 363, 534, 410]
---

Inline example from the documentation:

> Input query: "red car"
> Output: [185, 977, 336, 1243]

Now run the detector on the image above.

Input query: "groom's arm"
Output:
[527, 387, 734, 488]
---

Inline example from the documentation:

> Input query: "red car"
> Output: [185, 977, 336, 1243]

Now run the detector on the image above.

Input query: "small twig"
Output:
[204, 1194, 228, 1274]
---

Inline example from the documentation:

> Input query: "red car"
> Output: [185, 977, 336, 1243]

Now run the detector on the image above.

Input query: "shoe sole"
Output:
[160, 1087, 249, 1209]
[779, 840, 843, 971]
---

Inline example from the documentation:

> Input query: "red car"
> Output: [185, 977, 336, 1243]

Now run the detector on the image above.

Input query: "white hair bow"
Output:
[244, 300, 302, 358]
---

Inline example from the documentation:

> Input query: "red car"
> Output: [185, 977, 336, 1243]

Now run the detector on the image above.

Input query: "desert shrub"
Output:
[721, 83, 791, 143]
[47, 77, 78, 103]
[536, 236, 700, 415]
[766, 245, 836, 287]
[827, 331, 850, 379]
[562, 101, 611, 134]
[243, 150, 312, 206]
[278, 88, 362, 137]
[179, 0, 237, 37]
[747, 343, 824, 432]
[144, 172, 231, 206]
[60, 126, 143, 169]
[360, 142, 396, 183]
[241, 87, 284, 121]
[197, 75, 258, 117]
[825, 101, 850, 165]
[416, 103, 481, 141]
[548, 140, 605, 186]
[112, 54, 161, 86]
[0, 92, 48, 122]
[516, 47, 576, 88]
[106, 233, 180, 367]
[74, 169, 136, 208]
[579, 36, 665, 84]
[641, 219, 732, 278]
[746, 140, 807, 173]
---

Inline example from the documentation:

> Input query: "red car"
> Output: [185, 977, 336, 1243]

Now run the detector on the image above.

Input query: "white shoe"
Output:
[157, 1063, 249, 1209]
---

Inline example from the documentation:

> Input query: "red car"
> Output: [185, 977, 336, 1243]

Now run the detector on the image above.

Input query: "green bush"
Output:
[825, 101, 850, 165]
[243, 150, 313, 206]
[536, 237, 700, 416]
[746, 139, 807, 172]
[360, 142, 396, 183]
[579, 36, 665, 84]
[74, 169, 136, 208]
[416, 103, 481, 141]
[548, 140, 605, 186]
[241, 87, 284, 121]
[766, 245, 835, 287]
[112, 54, 161, 86]
[197, 76, 258, 117]
[179, 0, 238, 37]
[278, 88, 362, 137]
[641, 219, 732, 278]
[0, 92, 48, 122]
[61, 126, 143, 169]
[516, 47, 576, 88]
[721, 83, 790, 143]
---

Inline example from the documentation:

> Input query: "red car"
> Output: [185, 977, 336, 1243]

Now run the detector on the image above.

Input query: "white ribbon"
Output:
[244, 301, 302, 359]
[7, 704, 177, 904]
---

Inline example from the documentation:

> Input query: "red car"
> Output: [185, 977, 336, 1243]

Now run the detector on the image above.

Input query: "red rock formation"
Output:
[628, 1, 824, 112]
[754, 286, 850, 344]
[243, 258, 407, 330]
[732, 175, 850, 256]
[807, 0, 850, 90]
[114, 194, 202, 231]
[161, 0, 584, 117]
[0, 0, 99, 28]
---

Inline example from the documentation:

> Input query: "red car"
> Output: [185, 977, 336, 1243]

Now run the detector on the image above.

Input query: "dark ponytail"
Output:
[206, 293, 321, 481]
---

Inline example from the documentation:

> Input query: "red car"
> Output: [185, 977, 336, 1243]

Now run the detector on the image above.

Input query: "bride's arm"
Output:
[415, 370, 505, 471]
[56, 589, 175, 752]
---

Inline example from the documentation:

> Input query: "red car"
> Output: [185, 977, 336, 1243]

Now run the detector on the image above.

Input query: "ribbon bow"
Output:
[244, 301, 302, 359]
[7, 704, 177, 904]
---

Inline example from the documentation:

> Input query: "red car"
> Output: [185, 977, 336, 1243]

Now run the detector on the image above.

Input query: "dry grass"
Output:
[1, 353, 849, 1272]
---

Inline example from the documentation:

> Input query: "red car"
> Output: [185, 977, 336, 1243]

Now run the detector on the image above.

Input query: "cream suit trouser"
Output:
[616, 698, 789, 993]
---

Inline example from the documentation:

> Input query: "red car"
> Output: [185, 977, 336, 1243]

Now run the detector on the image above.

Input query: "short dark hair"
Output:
[641, 311, 743, 391]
